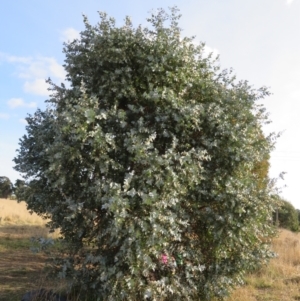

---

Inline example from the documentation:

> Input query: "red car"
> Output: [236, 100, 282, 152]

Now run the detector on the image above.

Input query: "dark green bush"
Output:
[274, 198, 299, 232]
[0, 176, 13, 199]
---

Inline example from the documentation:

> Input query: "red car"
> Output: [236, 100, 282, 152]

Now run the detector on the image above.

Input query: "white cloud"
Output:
[24, 79, 50, 96]
[203, 45, 220, 59]
[18, 60, 48, 79]
[19, 118, 27, 125]
[5, 55, 31, 64]
[7, 98, 37, 109]
[47, 57, 66, 81]
[0, 113, 10, 119]
[1, 52, 66, 96]
[61, 28, 80, 42]
[185, 41, 220, 60]
[0, 52, 31, 64]
[17, 57, 66, 82]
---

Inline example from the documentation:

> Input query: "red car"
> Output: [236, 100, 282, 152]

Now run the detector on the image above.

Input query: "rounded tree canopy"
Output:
[14, 7, 277, 300]
[275, 197, 299, 232]
[0, 176, 13, 199]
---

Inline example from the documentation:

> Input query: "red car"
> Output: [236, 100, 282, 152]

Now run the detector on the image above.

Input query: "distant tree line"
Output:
[0, 176, 26, 199]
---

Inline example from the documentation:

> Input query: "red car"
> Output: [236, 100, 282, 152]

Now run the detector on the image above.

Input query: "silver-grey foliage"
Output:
[14, 7, 277, 301]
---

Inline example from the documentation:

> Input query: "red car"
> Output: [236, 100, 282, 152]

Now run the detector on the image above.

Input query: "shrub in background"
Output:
[14, 179, 27, 202]
[0, 176, 13, 199]
[14, 8, 277, 300]
[274, 198, 299, 232]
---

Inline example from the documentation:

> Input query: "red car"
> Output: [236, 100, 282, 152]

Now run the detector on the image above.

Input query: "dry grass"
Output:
[0, 246, 67, 301]
[0, 198, 47, 226]
[0, 198, 64, 300]
[0, 198, 60, 244]
[227, 229, 300, 301]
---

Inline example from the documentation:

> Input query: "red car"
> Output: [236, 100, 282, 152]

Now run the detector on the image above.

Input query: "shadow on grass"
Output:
[0, 224, 52, 239]
[0, 225, 65, 301]
[0, 248, 58, 301]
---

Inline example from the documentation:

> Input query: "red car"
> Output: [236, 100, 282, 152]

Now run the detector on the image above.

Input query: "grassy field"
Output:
[226, 228, 300, 301]
[0, 198, 49, 226]
[1, 198, 300, 300]
[0, 198, 64, 301]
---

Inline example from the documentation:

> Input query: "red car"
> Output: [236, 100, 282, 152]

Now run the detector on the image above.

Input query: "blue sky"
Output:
[1, 0, 300, 207]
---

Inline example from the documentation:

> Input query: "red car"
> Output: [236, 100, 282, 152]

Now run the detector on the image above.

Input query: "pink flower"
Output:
[161, 254, 168, 264]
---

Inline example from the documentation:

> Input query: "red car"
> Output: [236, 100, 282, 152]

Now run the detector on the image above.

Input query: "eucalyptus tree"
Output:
[14, 8, 277, 300]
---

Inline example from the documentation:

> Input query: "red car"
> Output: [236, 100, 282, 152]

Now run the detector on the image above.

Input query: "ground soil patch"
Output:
[0, 225, 62, 301]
